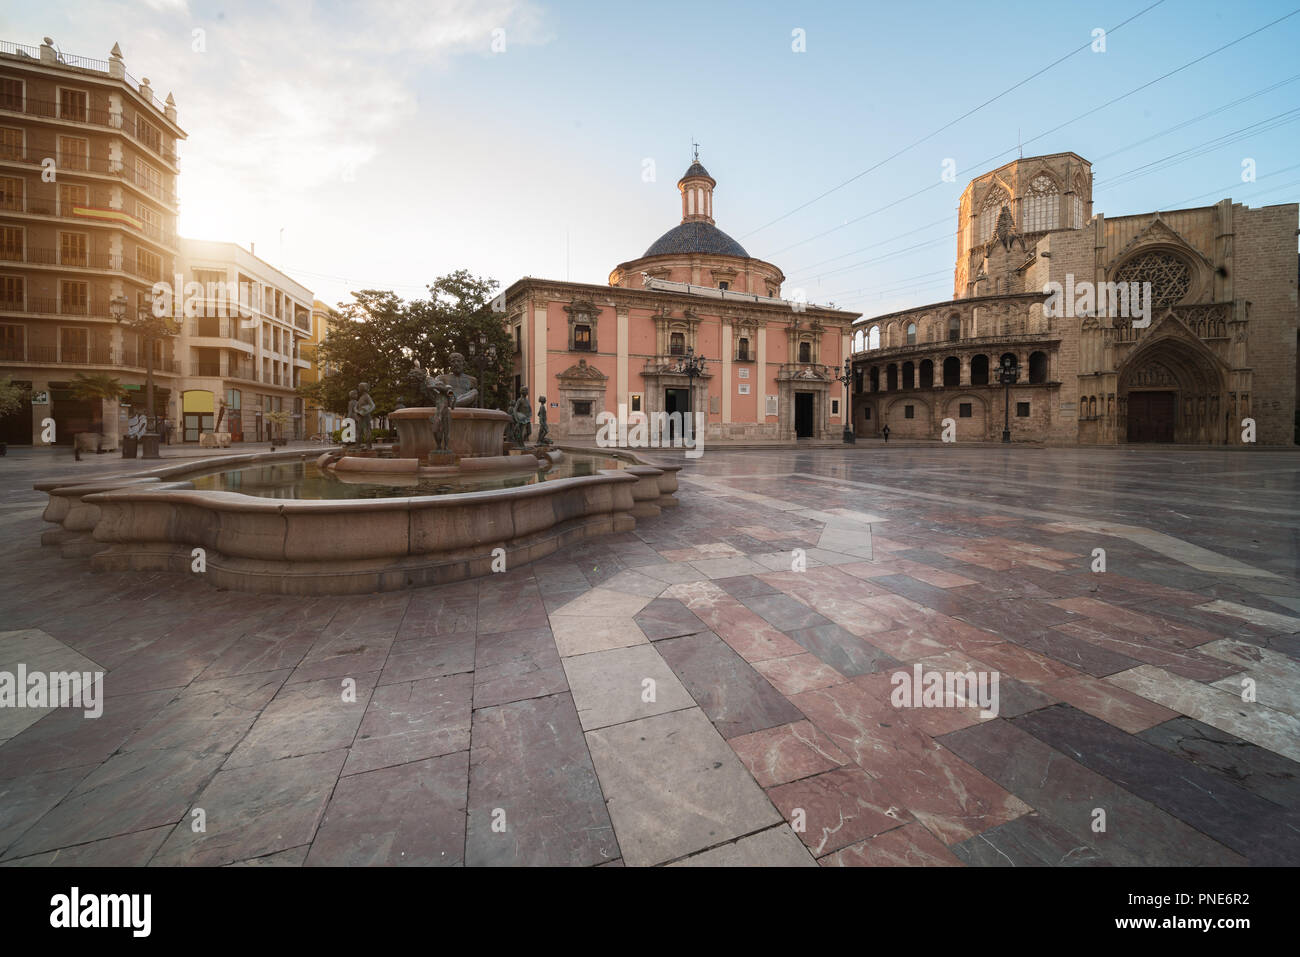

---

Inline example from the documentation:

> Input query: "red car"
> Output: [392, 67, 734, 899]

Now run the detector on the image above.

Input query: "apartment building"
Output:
[0, 38, 185, 446]
[300, 298, 339, 439]
[177, 238, 313, 442]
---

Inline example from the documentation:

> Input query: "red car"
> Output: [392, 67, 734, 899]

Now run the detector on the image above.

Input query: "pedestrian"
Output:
[882, 424, 891, 443]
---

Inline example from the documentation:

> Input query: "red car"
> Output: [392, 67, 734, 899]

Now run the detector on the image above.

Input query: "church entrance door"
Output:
[1126, 391, 1176, 443]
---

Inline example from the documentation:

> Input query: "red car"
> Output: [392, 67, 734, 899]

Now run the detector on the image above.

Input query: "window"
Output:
[948, 316, 960, 341]
[863, 406, 871, 420]
[669, 332, 685, 356]
[943, 356, 960, 386]
[798, 341, 811, 363]
[1022, 174, 1060, 232]
[137, 202, 160, 237]
[1016, 402, 1030, 418]
[0, 127, 21, 160]
[573, 324, 592, 351]
[135, 115, 161, 153]
[1028, 351, 1048, 384]
[134, 157, 161, 197]
[630, 393, 642, 413]
[0, 176, 19, 210]
[831, 398, 840, 415]
[59, 232, 87, 266]
[60, 327, 88, 363]
[868, 326, 880, 350]
[976, 186, 1009, 244]
[60, 280, 88, 315]
[971, 354, 989, 385]
[0, 78, 23, 110]
[0, 275, 23, 308]
[513, 324, 521, 354]
[136, 247, 162, 281]
[57, 136, 88, 171]
[0, 226, 22, 260]
[59, 183, 87, 215]
[736, 336, 750, 361]
[959, 402, 972, 418]
[0, 323, 23, 360]
[58, 88, 88, 121]
[571, 400, 592, 417]
[906, 323, 917, 346]
[718, 281, 729, 291]
[904, 405, 914, 419]
[1113, 251, 1192, 308]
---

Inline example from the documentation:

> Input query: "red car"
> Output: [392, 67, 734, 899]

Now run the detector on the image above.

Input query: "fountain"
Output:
[32, 357, 680, 595]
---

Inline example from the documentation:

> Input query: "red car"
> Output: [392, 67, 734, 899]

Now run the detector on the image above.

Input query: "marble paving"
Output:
[1, 446, 1298, 866]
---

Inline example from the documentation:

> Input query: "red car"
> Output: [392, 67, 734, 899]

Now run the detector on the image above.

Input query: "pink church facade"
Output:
[502, 158, 860, 442]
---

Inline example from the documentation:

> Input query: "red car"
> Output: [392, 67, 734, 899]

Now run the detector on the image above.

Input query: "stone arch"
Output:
[883, 394, 933, 438]
[919, 358, 934, 389]
[943, 392, 990, 439]
[942, 356, 960, 387]
[1117, 323, 1229, 444]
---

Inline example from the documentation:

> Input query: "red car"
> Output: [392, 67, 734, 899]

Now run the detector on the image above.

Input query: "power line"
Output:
[763, 11, 1300, 259]
[739, 0, 1170, 239]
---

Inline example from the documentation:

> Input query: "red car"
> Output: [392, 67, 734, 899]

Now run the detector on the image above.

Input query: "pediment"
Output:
[556, 358, 608, 382]
[1107, 215, 1213, 272]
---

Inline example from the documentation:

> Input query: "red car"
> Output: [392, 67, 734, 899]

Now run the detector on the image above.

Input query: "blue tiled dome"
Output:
[643, 221, 749, 258]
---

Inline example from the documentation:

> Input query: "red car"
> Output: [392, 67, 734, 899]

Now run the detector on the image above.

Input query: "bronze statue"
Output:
[429, 352, 479, 407]
[430, 381, 455, 452]
[509, 387, 531, 447]
[355, 382, 376, 446]
[536, 395, 551, 445]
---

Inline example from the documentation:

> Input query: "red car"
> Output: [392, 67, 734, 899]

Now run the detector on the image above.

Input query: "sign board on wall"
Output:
[765, 395, 778, 417]
[738, 384, 750, 395]
[30, 391, 48, 405]
[738, 368, 749, 379]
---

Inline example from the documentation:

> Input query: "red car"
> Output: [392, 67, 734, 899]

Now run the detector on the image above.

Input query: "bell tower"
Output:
[678, 144, 716, 225]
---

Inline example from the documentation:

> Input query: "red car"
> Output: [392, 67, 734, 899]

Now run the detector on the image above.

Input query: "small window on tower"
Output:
[718, 281, 729, 291]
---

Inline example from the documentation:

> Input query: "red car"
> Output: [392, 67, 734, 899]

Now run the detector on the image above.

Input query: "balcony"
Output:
[0, 151, 178, 207]
[0, 84, 179, 166]
[0, 296, 117, 318]
[1, 247, 166, 282]
[0, 195, 177, 249]
[192, 362, 222, 377]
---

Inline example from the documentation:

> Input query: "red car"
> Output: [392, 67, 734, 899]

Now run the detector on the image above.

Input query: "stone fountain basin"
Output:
[390, 406, 510, 459]
[35, 447, 679, 595]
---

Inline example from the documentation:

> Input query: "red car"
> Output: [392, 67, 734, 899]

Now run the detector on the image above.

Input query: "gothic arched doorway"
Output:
[1118, 333, 1227, 444]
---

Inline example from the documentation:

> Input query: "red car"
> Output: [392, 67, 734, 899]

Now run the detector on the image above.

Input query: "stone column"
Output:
[616, 307, 629, 413]
[721, 320, 733, 425]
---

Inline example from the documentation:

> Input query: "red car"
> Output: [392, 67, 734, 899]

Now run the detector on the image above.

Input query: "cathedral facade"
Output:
[503, 158, 859, 442]
[850, 152, 1299, 445]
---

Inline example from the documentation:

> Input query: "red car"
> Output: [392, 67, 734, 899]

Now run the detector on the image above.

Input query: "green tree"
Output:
[0, 376, 27, 418]
[70, 372, 127, 404]
[298, 270, 513, 416]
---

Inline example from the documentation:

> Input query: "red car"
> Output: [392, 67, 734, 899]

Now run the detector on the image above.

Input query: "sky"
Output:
[3, 0, 1298, 318]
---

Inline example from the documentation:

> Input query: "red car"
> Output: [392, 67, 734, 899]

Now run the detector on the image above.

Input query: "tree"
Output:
[0, 376, 26, 418]
[70, 373, 127, 404]
[298, 270, 513, 416]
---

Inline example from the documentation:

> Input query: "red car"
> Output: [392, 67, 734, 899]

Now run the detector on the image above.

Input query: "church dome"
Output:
[643, 220, 750, 258]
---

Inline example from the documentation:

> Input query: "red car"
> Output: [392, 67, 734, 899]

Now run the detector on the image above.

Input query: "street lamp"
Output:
[682, 347, 708, 445]
[835, 358, 855, 443]
[466, 333, 498, 397]
[998, 354, 1019, 443]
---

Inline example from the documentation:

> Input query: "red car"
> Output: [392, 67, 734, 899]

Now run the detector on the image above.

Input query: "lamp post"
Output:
[998, 354, 1019, 443]
[112, 293, 178, 459]
[835, 358, 855, 443]
[682, 346, 708, 445]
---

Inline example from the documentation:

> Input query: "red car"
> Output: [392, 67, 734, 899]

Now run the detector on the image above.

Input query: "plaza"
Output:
[1, 441, 1297, 866]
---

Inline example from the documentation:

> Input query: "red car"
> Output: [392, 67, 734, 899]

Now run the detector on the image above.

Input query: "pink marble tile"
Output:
[728, 719, 851, 788]
[1050, 597, 1219, 647]
[819, 822, 964, 866]
[970, 642, 1081, 686]
[767, 767, 911, 857]
[753, 653, 847, 695]
[1045, 674, 1180, 733]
